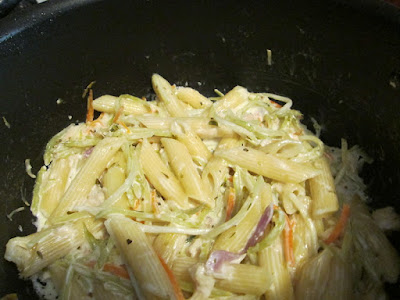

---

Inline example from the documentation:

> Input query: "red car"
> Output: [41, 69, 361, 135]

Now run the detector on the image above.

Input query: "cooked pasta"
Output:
[4, 74, 399, 300]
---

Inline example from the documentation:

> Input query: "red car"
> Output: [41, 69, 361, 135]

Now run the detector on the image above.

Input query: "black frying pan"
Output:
[0, 0, 399, 298]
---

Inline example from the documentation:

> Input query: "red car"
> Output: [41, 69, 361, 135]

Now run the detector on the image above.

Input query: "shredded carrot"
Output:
[225, 187, 236, 221]
[157, 254, 185, 300]
[270, 100, 282, 108]
[325, 204, 351, 245]
[151, 190, 160, 214]
[228, 176, 233, 183]
[113, 105, 125, 123]
[85, 262, 130, 280]
[89, 112, 105, 127]
[117, 120, 131, 133]
[284, 214, 295, 267]
[86, 89, 94, 123]
[103, 263, 130, 280]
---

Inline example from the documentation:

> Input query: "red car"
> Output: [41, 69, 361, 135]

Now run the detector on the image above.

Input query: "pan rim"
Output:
[0, 0, 100, 44]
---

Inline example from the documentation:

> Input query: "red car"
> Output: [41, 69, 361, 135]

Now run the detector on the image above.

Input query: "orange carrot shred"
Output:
[117, 120, 131, 133]
[157, 254, 185, 300]
[86, 262, 130, 280]
[225, 187, 235, 221]
[284, 214, 295, 267]
[270, 100, 282, 108]
[103, 263, 130, 280]
[89, 112, 105, 127]
[86, 89, 94, 123]
[325, 204, 351, 245]
[113, 105, 124, 123]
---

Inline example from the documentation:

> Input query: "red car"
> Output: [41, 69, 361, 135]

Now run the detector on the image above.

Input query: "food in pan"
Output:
[5, 74, 400, 299]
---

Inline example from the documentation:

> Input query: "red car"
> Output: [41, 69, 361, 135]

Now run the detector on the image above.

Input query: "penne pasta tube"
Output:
[177, 131, 212, 166]
[5, 217, 101, 278]
[214, 86, 250, 116]
[39, 158, 70, 218]
[93, 95, 150, 115]
[202, 137, 242, 199]
[292, 214, 319, 267]
[140, 139, 188, 208]
[259, 236, 294, 300]
[48, 137, 125, 221]
[215, 264, 270, 296]
[309, 156, 339, 218]
[176, 86, 212, 109]
[105, 215, 178, 300]
[152, 233, 187, 268]
[152, 74, 189, 117]
[134, 115, 235, 139]
[161, 138, 212, 206]
[215, 146, 320, 183]
[102, 153, 130, 210]
[172, 256, 269, 296]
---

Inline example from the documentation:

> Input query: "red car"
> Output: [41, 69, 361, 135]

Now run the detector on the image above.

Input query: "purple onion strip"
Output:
[205, 250, 243, 273]
[83, 147, 94, 158]
[242, 204, 274, 252]
[205, 204, 274, 273]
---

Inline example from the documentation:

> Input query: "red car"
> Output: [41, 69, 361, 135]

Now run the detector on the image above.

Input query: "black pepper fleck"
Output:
[126, 239, 132, 245]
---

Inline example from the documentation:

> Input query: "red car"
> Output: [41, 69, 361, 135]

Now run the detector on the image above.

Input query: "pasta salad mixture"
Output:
[5, 75, 400, 300]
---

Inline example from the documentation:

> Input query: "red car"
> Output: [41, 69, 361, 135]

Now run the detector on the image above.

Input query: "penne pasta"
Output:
[259, 236, 294, 300]
[140, 139, 188, 208]
[309, 157, 339, 219]
[202, 137, 242, 199]
[93, 94, 150, 115]
[48, 137, 125, 222]
[214, 86, 250, 115]
[176, 86, 212, 109]
[102, 159, 130, 210]
[105, 215, 179, 300]
[5, 217, 102, 278]
[152, 74, 190, 117]
[152, 233, 187, 268]
[172, 256, 269, 296]
[161, 138, 212, 206]
[215, 146, 320, 183]
[39, 158, 70, 217]
[176, 131, 212, 166]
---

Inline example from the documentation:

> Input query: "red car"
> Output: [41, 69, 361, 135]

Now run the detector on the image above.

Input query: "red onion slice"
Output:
[83, 147, 94, 158]
[205, 204, 273, 273]
[243, 204, 274, 252]
[205, 250, 243, 273]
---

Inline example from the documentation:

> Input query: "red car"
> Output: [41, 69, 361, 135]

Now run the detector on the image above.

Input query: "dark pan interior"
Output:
[0, 0, 399, 298]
